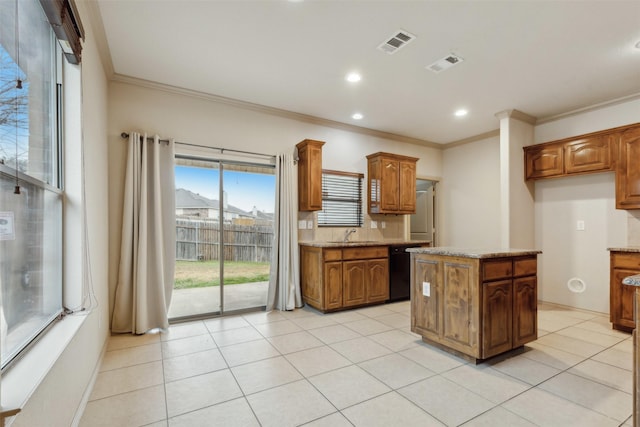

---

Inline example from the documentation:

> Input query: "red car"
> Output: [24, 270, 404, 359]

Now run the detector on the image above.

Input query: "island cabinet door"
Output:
[611, 267, 638, 330]
[441, 260, 479, 356]
[343, 260, 367, 307]
[411, 258, 441, 340]
[482, 280, 513, 359]
[513, 276, 538, 347]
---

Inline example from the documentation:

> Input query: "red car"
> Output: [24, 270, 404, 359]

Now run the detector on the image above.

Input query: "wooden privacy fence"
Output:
[176, 219, 274, 262]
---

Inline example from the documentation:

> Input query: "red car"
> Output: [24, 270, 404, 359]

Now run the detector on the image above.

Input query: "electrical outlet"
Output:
[422, 282, 431, 297]
[381, 221, 386, 229]
[307, 220, 313, 229]
[298, 220, 306, 229]
[576, 220, 585, 231]
[371, 220, 377, 229]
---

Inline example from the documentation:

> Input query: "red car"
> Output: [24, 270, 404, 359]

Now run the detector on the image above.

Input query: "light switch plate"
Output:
[422, 282, 431, 297]
[371, 220, 377, 229]
[576, 220, 585, 231]
[298, 220, 306, 229]
[307, 220, 313, 229]
[381, 221, 386, 229]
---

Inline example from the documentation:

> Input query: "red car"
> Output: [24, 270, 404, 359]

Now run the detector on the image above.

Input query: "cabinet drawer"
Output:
[514, 257, 537, 277]
[342, 246, 388, 260]
[612, 253, 640, 270]
[482, 259, 513, 281]
[323, 249, 342, 262]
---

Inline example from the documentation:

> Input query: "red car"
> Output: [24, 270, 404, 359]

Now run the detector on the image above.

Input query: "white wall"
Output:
[533, 98, 639, 313]
[440, 135, 502, 247]
[108, 81, 443, 316]
[10, 1, 111, 424]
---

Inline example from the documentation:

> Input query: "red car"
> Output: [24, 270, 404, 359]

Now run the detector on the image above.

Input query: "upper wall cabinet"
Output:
[523, 122, 640, 210]
[616, 126, 640, 209]
[524, 132, 616, 180]
[367, 152, 418, 214]
[297, 139, 325, 211]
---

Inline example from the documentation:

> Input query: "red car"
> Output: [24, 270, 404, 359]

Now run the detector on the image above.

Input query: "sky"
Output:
[175, 165, 276, 213]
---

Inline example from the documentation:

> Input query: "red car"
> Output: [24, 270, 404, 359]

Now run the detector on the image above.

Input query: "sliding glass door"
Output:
[169, 157, 275, 319]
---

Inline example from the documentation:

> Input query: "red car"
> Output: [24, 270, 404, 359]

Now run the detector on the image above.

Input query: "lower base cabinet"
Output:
[610, 251, 640, 331]
[300, 245, 389, 312]
[411, 253, 538, 362]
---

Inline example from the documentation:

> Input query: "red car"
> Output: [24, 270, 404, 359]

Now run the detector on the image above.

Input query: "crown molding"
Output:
[536, 92, 640, 125]
[111, 74, 443, 149]
[443, 129, 501, 150]
[494, 109, 537, 124]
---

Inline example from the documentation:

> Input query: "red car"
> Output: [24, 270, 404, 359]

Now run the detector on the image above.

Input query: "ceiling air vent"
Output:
[377, 30, 416, 55]
[427, 53, 464, 73]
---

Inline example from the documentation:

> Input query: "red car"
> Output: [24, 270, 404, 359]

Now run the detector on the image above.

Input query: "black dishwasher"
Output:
[389, 243, 422, 302]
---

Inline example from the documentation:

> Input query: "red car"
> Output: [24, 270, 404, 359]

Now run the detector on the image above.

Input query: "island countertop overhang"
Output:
[406, 247, 542, 259]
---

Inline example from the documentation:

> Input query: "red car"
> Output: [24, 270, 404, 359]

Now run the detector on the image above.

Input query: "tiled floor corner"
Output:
[80, 301, 634, 426]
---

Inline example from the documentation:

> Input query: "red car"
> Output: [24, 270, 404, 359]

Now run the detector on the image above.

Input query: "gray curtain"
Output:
[266, 152, 302, 311]
[112, 133, 176, 334]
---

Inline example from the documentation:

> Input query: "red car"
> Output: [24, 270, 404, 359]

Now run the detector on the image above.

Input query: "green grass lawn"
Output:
[174, 260, 270, 289]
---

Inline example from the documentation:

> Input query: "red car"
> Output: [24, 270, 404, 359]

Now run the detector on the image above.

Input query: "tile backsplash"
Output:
[629, 210, 640, 246]
[297, 211, 405, 242]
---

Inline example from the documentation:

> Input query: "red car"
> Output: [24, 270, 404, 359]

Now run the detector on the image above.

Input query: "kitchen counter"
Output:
[624, 275, 640, 286]
[608, 246, 640, 253]
[407, 246, 541, 259]
[299, 239, 431, 248]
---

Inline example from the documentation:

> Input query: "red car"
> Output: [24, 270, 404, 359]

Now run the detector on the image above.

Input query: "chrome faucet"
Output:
[344, 228, 357, 242]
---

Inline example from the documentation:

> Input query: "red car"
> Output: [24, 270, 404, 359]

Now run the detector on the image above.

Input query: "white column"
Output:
[495, 109, 536, 249]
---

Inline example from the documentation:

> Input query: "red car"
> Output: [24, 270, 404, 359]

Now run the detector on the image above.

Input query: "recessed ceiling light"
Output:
[352, 113, 363, 120]
[346, 72, 361, 83]
[454, 109, 468, 117]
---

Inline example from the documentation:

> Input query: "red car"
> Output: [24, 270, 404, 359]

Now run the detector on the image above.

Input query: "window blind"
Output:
[39, 0, 84, 64]
[317, 171, 363, 227]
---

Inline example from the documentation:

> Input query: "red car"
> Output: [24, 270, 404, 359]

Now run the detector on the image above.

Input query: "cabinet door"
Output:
[366, 259, 389, 303]
[513, 276, 537, 347]
[297, 140, 324, 211]
[611, 267, 638, 330]
[442, 260, 478, 355]
[343, 260, 367, 307]
[616, 126, 640, 209]
[412, 258, 440, 339]
[324, 261, 343, 310]
[565, 135, 613, 174]
[482, 280, 513, 359]
[300, 246, 323, 308]
[398, 160, 417, 213]
[525, 144, 564, 180]
[380, 158, 400, 212]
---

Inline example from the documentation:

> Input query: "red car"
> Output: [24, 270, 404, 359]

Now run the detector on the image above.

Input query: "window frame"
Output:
[0, 0, 65, 372]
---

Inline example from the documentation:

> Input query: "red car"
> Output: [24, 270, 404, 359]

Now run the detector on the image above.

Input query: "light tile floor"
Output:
[79, 302, 634, 427]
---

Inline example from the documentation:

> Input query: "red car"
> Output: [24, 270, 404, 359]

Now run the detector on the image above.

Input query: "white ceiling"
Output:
[93, 0, 640, 145]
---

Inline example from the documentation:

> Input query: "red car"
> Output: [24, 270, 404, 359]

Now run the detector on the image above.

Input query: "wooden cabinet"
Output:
[524, 132, 615, 180]
[524, 122, 640, 210]
[412, 253, 538, 362]
[610, 251, 640, 331]
[366, 152, 418, 214]
[300, 245, 389, 312]
[616, 126, 640, 209]
[296, 139, 324, 211]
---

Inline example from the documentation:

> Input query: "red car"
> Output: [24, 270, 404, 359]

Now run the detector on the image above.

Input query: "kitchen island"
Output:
[407, 247, 541, 363]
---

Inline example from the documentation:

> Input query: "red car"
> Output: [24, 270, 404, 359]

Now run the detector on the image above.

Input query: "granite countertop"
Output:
[607, 246, 640, 253]
[299, 239, 432, 248]
[622, 275, 640, 287]
[406, 247, 542, 259]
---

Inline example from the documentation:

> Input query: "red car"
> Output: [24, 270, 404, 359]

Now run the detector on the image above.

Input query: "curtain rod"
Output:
[120, 132, 275, 159]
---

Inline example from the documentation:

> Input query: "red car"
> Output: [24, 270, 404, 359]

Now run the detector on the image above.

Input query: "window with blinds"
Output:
[317, 170, 364, 227]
